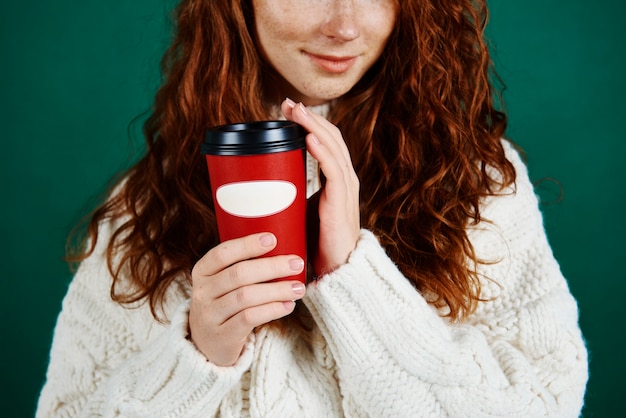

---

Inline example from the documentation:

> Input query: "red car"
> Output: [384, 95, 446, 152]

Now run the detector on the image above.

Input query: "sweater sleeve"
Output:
[303, 143, 588, 417]
[36, 220, 253, 418]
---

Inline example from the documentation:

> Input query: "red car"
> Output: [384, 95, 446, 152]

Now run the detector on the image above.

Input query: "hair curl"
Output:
[71, 0, 515, 321]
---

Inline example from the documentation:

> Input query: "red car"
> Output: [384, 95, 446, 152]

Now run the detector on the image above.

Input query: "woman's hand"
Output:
[188, 232, 306, 366]
[281, 98, 360, 276]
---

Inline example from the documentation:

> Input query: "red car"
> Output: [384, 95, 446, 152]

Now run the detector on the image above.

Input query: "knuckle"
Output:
[234, 287, 250, 306]
[239, 308, 256, 327]
[210, 244, 230, 267]
[191, 256, 212, 284]
[229, 262, 245, 285]
[191, 290, 204, 307]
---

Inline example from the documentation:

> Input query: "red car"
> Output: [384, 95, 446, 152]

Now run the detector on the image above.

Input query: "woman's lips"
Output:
[305, 52, 358, 74]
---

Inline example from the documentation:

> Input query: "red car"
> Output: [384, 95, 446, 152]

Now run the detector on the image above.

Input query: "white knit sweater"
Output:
[36, 141, 588, 417]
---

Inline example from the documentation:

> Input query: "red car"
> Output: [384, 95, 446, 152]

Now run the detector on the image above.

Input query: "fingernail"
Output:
[309, 133, 320, 145]
[292, 282, 305, 295]
[259, 233, 276, 247]
[285, 97, 295, 108]
[283, 301, 295, 311]
[298, 102, 309, 116]
[289, 257, 305, 271]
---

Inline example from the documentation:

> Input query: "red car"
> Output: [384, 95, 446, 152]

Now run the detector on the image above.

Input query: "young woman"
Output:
[37, 0, 588, 416]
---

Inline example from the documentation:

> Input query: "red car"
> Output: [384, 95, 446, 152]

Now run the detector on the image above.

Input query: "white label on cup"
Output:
[215, 180, 297, 218]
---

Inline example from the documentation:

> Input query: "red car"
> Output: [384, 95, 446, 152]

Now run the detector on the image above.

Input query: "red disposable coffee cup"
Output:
[202, 121, 307, 284]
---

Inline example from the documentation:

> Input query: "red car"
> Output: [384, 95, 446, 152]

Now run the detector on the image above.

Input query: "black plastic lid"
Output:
[202, 120, 307, 156]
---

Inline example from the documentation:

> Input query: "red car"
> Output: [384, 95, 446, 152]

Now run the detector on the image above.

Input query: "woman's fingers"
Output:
[216, 280, 305, 323]
[282, 99, 357, 193]
[199, 256, 305, 325]
[189, 233, 306, 366]
[281, 98, 361, 274]
[192, 232, 276, 288]
[283, 99, 353, 171]
[208, 253, 304, 299]
[190, 274, 305, 366]
[221, 300, 296, 337]
[203, 299, 297, 366]
[219, 282, 304, 333]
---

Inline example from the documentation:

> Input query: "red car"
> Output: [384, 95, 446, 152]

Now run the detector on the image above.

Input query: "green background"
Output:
[1, 1, 624, 416]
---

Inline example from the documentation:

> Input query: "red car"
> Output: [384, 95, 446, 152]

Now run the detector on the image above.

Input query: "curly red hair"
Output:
[71, 0, 515, 321]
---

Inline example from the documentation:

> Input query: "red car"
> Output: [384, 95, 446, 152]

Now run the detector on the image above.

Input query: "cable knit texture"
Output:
[36, 141, 588, 417]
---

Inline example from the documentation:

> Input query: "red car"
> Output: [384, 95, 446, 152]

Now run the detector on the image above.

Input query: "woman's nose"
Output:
[320, 1, 361, 42]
